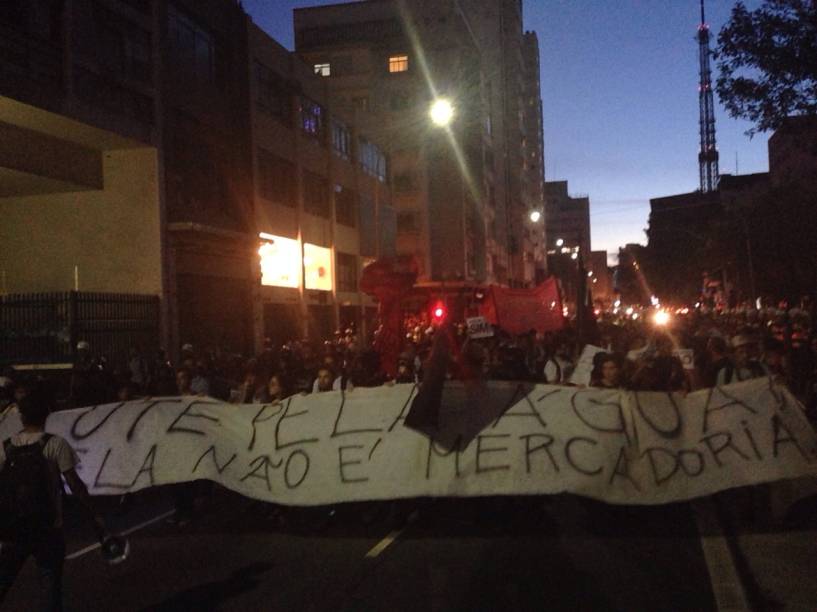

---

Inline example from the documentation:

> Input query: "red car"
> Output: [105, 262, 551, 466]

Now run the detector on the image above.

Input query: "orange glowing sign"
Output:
[258, 233, 300, 288]
[304, 243, 332, 291]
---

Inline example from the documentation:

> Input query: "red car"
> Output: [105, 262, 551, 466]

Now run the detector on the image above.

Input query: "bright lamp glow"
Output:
[570, 252, 578, 260]
[529, 210, 541, 222]
[429, 99, 454, 126]
[555, 238, 564, 247]
[652, 310, 671, 326]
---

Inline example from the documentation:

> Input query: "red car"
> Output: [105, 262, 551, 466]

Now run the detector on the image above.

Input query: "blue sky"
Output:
[243, 0, 769, 263]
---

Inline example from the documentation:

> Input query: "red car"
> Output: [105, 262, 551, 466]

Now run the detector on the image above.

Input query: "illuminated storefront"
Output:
[258, 233, 301, 288]
[303, 243, 333, 291]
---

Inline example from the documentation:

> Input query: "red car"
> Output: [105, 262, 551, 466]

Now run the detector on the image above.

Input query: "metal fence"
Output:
[0, 292, 160, 366]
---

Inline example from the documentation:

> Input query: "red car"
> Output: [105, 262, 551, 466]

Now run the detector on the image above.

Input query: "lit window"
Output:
[304, 243, 332, 291]
[258, 233, 301, 288]
[314, 63, 331, 77]
[300, 96, 324, 139]
[388, 54, 408, 73]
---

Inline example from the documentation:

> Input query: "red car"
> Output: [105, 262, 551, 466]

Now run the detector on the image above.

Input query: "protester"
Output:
[701, 335, 730, 388]
[0, 390, 111, 611]
[233, 365, 269, 404]
[590, 353, 624, 389]
[313, 366, 339, 393]
[169, 367, 197, 527]
[267, 374, 291, 403]
[629, 333, 688, 392]
[716, 334, 769, 386]
[543, 340, 574, 384]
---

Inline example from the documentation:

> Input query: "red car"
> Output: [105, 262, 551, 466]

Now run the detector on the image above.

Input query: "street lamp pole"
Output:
[740, 215, 757, 301]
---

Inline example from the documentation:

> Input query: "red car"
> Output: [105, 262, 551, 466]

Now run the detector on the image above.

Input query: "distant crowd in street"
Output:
[2, 299, 816, 423]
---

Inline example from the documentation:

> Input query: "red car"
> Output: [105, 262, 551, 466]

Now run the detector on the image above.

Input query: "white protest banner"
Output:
[466, 316, 494, 339]
[1, 378, 815, 506]
[569, 345, 606, 386]
[673, 349, 695, 371]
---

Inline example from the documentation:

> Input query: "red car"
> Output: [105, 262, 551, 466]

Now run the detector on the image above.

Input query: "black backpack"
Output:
[0, 434, 55, 535]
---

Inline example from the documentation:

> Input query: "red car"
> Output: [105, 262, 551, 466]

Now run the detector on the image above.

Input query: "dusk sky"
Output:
[243, 0, 769, 263]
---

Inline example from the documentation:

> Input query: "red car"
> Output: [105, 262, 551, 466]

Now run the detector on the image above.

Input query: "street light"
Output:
[429, 98, 454, 126]
[529, 210, 541, 223]
[555, 238, 564, 247]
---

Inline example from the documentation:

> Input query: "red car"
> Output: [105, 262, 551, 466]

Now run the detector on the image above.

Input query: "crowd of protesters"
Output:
[2, 302, 817, 422]
[1, 299, 815, 609]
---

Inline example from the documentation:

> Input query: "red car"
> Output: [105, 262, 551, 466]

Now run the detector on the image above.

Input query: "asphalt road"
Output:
[3, 489, 717, 611]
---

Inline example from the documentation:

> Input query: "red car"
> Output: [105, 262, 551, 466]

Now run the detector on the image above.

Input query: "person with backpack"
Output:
[0, 391, 111, 611]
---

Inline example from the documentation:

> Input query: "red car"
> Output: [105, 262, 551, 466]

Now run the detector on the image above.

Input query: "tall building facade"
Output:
[294, 0, 547, 288]
[544, 180, 591, 256]
[248, 23, 391, 350]
[0, 0, 393, 360]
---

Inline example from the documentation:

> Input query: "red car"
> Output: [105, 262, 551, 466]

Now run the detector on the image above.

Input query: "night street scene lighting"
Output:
[2, 0, 817, 610]
[429, 98, 454, 126]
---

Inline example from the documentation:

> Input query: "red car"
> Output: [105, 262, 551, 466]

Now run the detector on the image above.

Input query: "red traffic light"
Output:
[431, 300, 447, 321]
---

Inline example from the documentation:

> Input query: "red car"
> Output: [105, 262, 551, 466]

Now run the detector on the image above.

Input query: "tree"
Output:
[715, 0, 817, 135]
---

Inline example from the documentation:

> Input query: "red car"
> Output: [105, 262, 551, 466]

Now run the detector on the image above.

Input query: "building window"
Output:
[359, 195, 376, 257]
[257, 149, 296, 207]
[259, 233, 301, 288]
[331, 119, 351, 160]
[352, 96, 369, 111]
[359, 137, 387, 182]
[300, 96, 325, 140]
[313, 62, 331, 77]
[379, 204, 397, 257]
[388, 54, 408, 73]
[168, 5, 216, 84]
[255, 61, 291, 124]
[393, 172, 416, 193]
[389, 92, 411, 111]
[304, 243, 332, 291]
[334, 185, 357, 227]
[336, 252, 357, 292]
[397, 211, 419, 233]
[303, 170, 330, 217]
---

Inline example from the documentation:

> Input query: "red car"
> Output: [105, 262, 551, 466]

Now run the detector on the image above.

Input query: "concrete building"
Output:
[544, 180, 591, 256]
[0, 0, 166, 361]
[294, 0, 547, 289]
[522, 31, 547, 284]
[248, 23, 392, 349]
[0, 0, 394, 360]
[587, 250, 613, 305]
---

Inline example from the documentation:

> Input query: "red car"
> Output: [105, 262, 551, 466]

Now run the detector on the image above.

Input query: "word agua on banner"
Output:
[1, 379, 815, 506]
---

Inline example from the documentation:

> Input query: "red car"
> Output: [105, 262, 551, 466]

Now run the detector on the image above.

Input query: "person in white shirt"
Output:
[0, 391, 109, 611]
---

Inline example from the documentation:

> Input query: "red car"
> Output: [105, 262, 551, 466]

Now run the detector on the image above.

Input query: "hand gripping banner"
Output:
[1, 377, 815, 506]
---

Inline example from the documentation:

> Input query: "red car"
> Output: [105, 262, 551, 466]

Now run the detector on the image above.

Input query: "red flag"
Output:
[360, 256, 418, 377]
[480, 278, 565, 335]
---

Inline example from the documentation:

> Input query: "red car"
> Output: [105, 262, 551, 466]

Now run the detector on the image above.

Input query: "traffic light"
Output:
[431, 300, 447, 322]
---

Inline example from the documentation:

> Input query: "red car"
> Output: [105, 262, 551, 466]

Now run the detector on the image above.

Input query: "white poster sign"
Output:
[466, 316, 494, 339]
[673, 349, 696, 371]
[569, 345, 606, 386]
[1, 378, 815, 506]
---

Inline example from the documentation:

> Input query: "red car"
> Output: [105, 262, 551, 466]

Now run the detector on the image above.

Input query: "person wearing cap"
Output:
[716, 334, 769, 386]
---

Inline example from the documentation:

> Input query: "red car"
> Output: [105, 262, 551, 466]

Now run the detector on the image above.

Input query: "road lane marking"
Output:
[65, 510, 176, 560]
[693, 499, 752, 612]
[364, 510, 418, 559]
